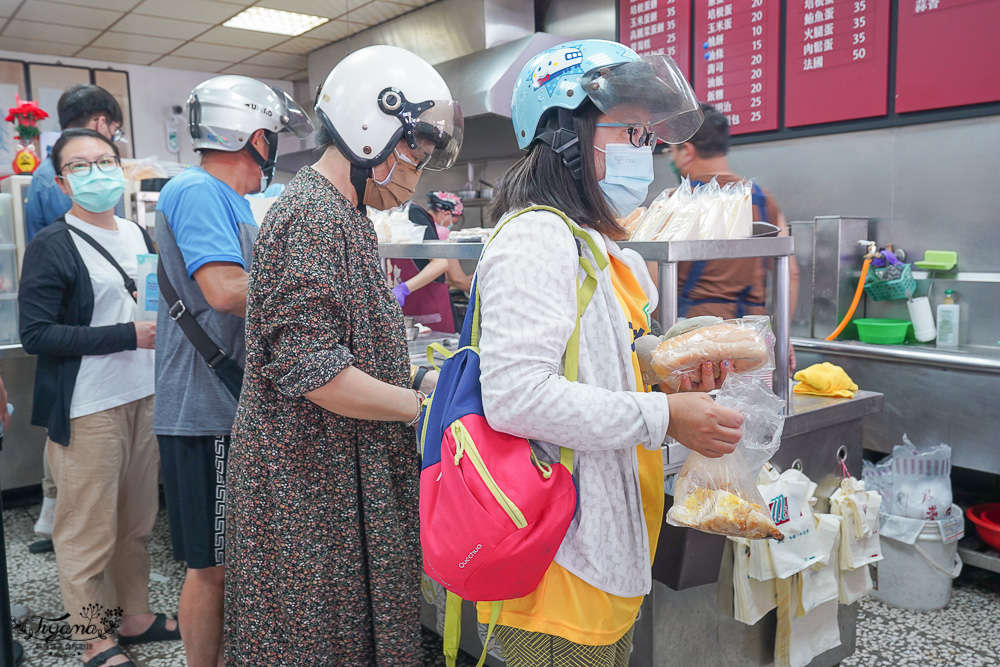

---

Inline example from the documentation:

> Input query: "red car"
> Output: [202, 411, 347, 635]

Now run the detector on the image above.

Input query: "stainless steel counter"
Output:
[794, 337, 1000, 475]
[424, 389, 884, 667]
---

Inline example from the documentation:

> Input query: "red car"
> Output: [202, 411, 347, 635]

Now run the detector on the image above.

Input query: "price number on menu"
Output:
[853, 0, 867, 60]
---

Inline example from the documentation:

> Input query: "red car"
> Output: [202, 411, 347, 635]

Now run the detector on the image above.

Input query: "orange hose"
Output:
[826, 257, 872, 341]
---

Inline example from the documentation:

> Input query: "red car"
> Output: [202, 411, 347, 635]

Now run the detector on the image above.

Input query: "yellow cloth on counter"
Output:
[793, 362, 858, 398]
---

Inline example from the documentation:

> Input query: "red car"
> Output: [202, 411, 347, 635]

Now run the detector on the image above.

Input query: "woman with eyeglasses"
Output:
[473, 41, 744, 665]
[19, 128, 179, 667]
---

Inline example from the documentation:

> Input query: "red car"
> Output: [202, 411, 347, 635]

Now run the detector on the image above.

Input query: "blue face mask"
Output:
[66, 166, 125, 213]
[596, 143, 654, 217]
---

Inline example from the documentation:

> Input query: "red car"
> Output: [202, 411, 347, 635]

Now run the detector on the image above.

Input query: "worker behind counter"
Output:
[387, 191, 472, 333]
[665, 102, 800, 325]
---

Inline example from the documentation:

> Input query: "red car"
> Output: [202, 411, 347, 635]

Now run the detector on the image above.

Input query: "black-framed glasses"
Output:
[61, 155, 121, 177]
[595, 122, 657, 148]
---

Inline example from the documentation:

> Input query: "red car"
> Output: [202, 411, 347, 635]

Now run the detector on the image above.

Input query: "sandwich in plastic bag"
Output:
[667, 376, 785, 540]
[647, 317, 774, 392]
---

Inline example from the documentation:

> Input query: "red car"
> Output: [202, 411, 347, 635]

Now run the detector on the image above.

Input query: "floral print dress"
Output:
[225, 166, 421, 666]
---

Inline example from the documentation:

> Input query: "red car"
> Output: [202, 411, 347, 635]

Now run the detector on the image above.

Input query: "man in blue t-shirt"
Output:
[25, 84, 126, 242]
[153, 75, 311, 667]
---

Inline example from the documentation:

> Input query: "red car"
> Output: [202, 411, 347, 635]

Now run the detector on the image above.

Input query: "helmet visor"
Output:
[581, 55, 703, 144]
[269, 85, 315, 139]
[404, 99, 464, 171]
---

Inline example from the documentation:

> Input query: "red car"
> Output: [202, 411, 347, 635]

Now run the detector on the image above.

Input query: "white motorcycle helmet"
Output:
[187, 74, 314, 186]
[315, 45, 463, 171]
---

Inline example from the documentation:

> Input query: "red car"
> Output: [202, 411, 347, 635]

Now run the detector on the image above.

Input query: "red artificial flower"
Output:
[6, 95, 49, 124]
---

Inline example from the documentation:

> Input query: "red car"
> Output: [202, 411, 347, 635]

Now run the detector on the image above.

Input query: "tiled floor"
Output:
[4, 501, 999, 666]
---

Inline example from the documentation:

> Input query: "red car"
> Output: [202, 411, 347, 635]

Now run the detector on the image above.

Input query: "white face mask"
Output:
[595, 143, 655, 217]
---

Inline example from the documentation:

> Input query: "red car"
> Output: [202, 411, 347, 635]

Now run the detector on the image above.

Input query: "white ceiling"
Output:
[0, 0, 436, 81]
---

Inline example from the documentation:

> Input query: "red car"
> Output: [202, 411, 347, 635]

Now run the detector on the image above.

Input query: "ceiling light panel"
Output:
[223, 7, 329, 36]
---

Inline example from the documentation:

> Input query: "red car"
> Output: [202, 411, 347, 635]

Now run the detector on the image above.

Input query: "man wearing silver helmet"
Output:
[153, 75, 312, 667]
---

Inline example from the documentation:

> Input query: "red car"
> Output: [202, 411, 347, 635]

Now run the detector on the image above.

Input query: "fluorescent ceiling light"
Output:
[223, 7, 329, 36]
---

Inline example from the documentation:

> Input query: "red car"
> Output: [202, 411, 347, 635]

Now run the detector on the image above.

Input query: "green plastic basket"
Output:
[865, 263, 915, 301]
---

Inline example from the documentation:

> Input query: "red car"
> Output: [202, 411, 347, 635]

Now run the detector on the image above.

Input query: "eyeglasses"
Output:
[110, 126, 126, 143]
[61, 155, 121, 177]
[595, 122, 657, 148]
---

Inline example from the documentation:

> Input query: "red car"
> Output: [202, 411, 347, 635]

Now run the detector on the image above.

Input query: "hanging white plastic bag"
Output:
[776, 575, 841, 667]
[797, 513, 842, 615]
[837, 563, 872, 605]
[830, 477, 883, 569]
[731, 537, 777, 625]
[760, 469, 826, 579]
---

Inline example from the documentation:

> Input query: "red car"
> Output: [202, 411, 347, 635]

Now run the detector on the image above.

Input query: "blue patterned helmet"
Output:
[511, 39, 703, 150]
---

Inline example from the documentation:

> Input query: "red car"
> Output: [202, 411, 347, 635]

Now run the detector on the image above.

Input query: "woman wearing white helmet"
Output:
[473, 40, 742, 665]
[224, 45, 462, 665]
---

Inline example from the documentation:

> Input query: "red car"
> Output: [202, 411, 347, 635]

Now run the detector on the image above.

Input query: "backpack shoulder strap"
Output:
[472, 206, 608, 474]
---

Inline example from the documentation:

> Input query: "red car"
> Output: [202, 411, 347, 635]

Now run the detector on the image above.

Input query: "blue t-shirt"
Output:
[153, 167, 258, 436]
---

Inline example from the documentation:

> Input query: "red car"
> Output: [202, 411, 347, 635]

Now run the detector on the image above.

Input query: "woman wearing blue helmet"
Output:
[474, 40, 744, 664]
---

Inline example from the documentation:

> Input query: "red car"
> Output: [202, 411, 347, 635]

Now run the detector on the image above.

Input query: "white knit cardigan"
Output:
[477, 208, 671, 598]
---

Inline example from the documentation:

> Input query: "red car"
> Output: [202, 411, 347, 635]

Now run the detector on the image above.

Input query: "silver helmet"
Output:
[187, 75, 313, 152]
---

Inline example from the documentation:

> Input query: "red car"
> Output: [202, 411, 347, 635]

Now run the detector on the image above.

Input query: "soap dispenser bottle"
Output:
[936, 289, 960, 347]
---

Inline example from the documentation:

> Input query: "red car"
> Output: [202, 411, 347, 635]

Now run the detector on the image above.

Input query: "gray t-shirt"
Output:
[153, 167, 258, 436]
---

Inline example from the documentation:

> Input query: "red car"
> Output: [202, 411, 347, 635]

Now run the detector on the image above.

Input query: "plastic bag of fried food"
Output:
[667, 443, 784, 541]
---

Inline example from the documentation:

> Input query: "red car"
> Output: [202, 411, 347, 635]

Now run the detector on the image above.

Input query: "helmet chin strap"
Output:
[246, 130, 278, 190]
[350, 164, 371, 213]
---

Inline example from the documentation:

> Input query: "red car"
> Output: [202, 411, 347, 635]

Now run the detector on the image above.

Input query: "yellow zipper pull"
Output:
[452, 424, 465, 465]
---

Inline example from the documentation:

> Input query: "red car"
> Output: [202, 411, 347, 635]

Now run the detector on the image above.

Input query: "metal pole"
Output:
[0, 432, 18, 667]
[773, 255, 792, 414]
[657, 261, 678, 331]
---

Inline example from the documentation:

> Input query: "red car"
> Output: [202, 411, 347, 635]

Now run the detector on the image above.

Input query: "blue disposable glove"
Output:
[393, 282, 410, 306]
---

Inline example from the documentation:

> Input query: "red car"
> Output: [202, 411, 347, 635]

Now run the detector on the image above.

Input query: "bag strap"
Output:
[56, 218, 139, 302]
[157, 259, 244, 401]
[469, 205, 609, 474]
[442, 592, 501, 667]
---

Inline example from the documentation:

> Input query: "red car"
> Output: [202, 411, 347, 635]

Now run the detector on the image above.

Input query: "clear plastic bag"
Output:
[628, 177, 754, 241]
[666, 375, 785, 541]
[649, 317, 775, 392]
[861, 435, 953, 521]
[667, 446, 783, 540]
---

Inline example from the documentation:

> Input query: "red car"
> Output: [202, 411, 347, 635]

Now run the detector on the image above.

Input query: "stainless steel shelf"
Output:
[379, 241, 484, 259]
[619, 237, 794, 261]
[791, 337, 1000, 375]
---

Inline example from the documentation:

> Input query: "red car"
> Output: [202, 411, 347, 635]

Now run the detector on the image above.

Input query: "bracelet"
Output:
[412, 366, 429, 392]
[405, 389, 427, 427]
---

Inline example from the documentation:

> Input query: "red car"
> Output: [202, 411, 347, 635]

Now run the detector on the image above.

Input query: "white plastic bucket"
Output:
[872, 507, 964, 611]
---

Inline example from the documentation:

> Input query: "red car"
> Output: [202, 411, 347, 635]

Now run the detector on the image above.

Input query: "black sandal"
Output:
[117, 613, 180, 646]
[82, 645, 136, 667]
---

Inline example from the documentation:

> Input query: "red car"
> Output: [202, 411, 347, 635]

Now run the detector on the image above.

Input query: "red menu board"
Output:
[618, 0, 692, 77]
[784, 0, 891, 127]
[693, 0, 781, 135]
[896, 0, 1000, 113]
